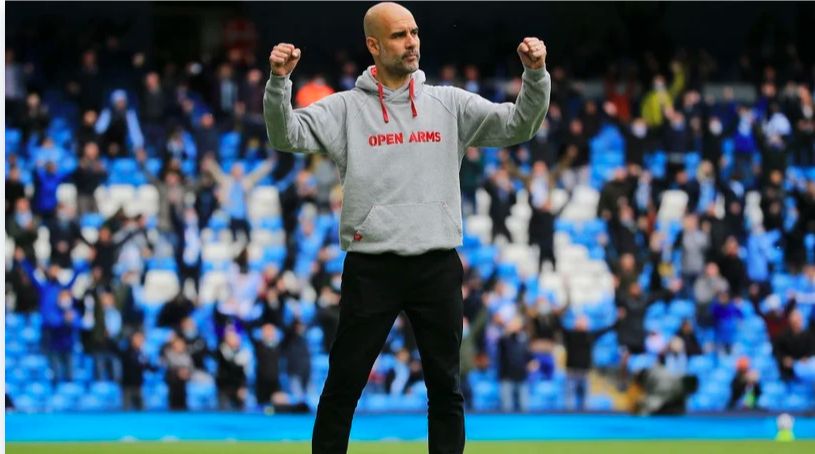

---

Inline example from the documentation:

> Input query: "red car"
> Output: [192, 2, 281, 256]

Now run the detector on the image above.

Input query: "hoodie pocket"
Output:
[353, 201, 462, 253]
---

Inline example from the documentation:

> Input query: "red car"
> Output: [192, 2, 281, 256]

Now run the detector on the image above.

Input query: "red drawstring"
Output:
[377, 81, 390, 123]
[371, 66, 390, 123]
[409, 78, 417, 118]
[370, 66, 418, 123]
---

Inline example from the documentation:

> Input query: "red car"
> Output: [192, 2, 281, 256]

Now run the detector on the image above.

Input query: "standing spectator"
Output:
[178, 317, 209, 372]
[33, 160, 71, 221]
[46, 204, 85, 269]
[216, 328, 250, 410]
[15, 249, 88, 382]
[498, 315, 532, 412]
[616, 279, 680, 388]
[95, 89, 144, 158]
[459, 147, 484, 216]
[484, 167, 517, 243]
[727, 356, 762, 410]
[72, 141, 108, 215]
[527, 162, 557, 269]
[7, 198, 39, 262]
[561, 312, 618, 410]
[162, 335, 193, 410]
[19, 92, 50, 143]
[89, 289, 124, 381]
[211, 63, 239, 125]
[717, 236, 748, 298]
[710, 291, 744, 355]
[775, 310, 815, 381]
[253, 323, 282, 407]
[5, 165, 26, 217]
[203, 155, 273, 242]
[282, 319, 311, 402]
[139, 71, 167, 152]
[120, 331, 156, 410]
[676, 319, 703, 357]
[75, 110, 101, 150]
[694, 262, 730, 326]
[676, 214, 710, 295]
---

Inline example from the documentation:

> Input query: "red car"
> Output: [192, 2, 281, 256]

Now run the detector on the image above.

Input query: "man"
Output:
[263, 3, 550, 453]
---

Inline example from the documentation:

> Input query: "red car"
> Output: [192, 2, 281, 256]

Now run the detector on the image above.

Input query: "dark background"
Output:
[7, 1, 815, 84]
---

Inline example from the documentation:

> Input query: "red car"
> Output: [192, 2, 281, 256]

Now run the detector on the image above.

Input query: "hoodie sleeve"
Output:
[263, 73, 347, 160]
[456, 66, 551, 148]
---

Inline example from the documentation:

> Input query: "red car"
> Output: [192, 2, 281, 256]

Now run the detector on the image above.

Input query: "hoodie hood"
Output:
[355, 65, 425, 123]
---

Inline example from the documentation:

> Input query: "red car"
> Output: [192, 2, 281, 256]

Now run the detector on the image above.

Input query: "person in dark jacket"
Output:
[616, 279, 681, 389]
[72, 141, 108, 215]
[46, 204, 87, 269]
[560, 311, 618, 410]
[775, 310, 815, 381]
[484, 168, 517, 243]
[178, 317, 209, 371]
[162, 335, 193, 410]
[676, 319, 703, 357]
[498, 315, 532, 412]
[727, 356, 762, 410]
[216, 328, 250, 410]
[253, 323, 282, 407]
[282, 319, 311, 402]
[120, 331, 157, 410]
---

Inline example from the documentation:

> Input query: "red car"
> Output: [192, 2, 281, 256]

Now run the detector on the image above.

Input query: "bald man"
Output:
[264, 3, 550, 453]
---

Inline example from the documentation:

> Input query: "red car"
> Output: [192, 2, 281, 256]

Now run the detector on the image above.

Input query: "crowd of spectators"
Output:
[5, 29, 815, 414]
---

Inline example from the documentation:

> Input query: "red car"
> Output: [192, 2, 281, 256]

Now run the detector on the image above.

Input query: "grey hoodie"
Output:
[263, 64, 551, 255]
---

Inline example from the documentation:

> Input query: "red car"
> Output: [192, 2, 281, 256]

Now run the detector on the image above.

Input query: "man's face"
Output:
[367, 11, 420, 76]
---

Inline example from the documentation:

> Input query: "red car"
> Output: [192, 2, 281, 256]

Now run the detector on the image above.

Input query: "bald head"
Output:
[363, 2, 413, 39]
[363, 2, 420, 79]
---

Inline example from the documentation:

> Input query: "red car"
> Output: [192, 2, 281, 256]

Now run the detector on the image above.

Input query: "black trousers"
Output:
[312, 248, 465, 454]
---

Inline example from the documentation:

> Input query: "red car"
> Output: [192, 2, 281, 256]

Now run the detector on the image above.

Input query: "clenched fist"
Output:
[269, 43, 302, 76]
[517, 37, 547, 70]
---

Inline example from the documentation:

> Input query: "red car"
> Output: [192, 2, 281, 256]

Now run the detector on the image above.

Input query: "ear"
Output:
[366, 36, 380, 57]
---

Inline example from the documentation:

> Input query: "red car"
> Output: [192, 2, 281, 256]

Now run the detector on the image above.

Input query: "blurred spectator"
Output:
[163, 335, 193, 410]
[677, 214, 710, 294]
[216, 328, 250, 410]
[33, 160, 71, 220]
[561, 311, 618, 410]
[95, 90, 144, 158]
[212, 63, 239, 124]
[717, 236, 748, 298]
[178, 317, 209, 372]
[459, 147, 483, 217]
[5, 165, 26, 217]
[295, 75, 336, 108]
[498, 315, 532, 412]
[484, 167, 516, 243]
[157, 292, 195, 330]
[775, 310, 815, 381]
[139, 71, 167, 151]
[710, 291, 744, 355]
[528, 162, 557, 269]
[694, 262, 730, 325]
[727, 356, 762, 410]
[5, 49, 26, 121]
[15, 248, 88, 382]
[7, 198, 39, 261]
[282, 319, 312, 402]
[204, 155, 273, 242]
[19, 92, 50, 143]
[120, 331, 156, 410]
[253, 323, 282, 407]
[72, 142, 108, 215]
[676, 319, 703, 357]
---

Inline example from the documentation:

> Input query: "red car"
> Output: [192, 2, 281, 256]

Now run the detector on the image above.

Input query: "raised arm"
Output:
[457, 38, 551, 148]
[263, 43, 347, 158]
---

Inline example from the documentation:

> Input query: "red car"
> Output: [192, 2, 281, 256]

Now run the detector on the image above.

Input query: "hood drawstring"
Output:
[409, 78, 418, 118]
[370, 66, 418, 124]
